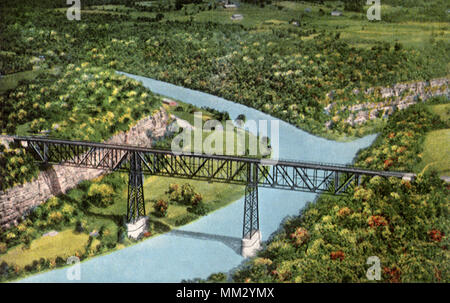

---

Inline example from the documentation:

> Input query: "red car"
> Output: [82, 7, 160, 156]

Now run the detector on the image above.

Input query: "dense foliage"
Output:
[232, 103, 449, 282]
[0, 62, 160, 190]
[1, 10, 448, 139]
[1, 64, 160, 141]
[0, 142, 39, 191]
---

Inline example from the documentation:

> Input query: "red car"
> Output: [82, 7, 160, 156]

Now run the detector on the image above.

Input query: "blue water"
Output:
[18, 73, 377, 282]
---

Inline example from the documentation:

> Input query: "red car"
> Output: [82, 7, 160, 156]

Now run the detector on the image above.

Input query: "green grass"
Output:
[0, 70, 40, 94]
[429, 103, 450, 123]
[414, 103, 450, 176]
[0, 230, 100, 268]
[142, 176, 244, 228]
[415, 128, 450, 176]
[85, 173, 245, 236]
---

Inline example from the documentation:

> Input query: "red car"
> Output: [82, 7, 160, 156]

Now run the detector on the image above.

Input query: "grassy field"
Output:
[414, 103, 450, 177]
[143, 176, 244, 228]
[415, 127, 450, 177]
[80, 1, 449, 49]
[86, 173, 245, 234]
[0, 230, 100, 268]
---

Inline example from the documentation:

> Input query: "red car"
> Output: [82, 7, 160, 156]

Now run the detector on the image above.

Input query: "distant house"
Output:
[223, 0, 237, 8]
[162, 98, 178, 107]
[231, 14, 243, 21]
[304, 7, 312, 13]
[331, 10, 343, 16]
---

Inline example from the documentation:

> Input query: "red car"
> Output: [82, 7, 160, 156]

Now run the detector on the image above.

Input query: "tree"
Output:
[87, 183, 115, 207]
[344, 0, 364, 13]
[181, 183, 195, 204]
[175, 0, 183, 10]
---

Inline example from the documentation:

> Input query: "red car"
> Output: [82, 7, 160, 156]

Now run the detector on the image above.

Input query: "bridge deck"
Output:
[12, 135, 413, 179]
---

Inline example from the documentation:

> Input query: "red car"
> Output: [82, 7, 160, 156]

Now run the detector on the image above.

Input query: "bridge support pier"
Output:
[126, 152, 148, 239]
[241, 163, 261, 258]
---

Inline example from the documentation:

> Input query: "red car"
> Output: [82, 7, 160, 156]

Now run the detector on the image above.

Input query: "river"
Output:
[18, 73, 377, 282]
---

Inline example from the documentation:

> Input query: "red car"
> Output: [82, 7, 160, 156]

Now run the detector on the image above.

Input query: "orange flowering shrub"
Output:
[428, 229, 444, 242]
[383, 266, 401, 283]
[384, 159, 394, 169]
[155, 199, 168, 217]
[337, 207, 351, 217]
[330, 251, 345, 261]
[290, 227, 309, 247]
[368, 215, 388, 228]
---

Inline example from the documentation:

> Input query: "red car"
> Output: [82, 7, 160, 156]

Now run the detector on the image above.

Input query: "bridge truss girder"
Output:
[16, 137, 409, 229]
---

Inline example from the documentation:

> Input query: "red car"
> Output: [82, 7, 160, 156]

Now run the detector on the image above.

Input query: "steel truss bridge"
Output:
[12, 136, 413, 241]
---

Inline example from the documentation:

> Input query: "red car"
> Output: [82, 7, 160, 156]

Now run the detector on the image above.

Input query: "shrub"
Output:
[207, 272, 227, 282]
[180, 183, 195, 204]
[155, 199, 168, 217]
[5, 232, 16, 242]
[87, 183, 115, 207]
[0, 261, 9, 277]
[39, 258, 50, 269]
[45, 196, 60, 210]
[290, 227, 309, 247]
[55, 256, 65, 267]
[188, 202, 208, 215]
[61, 203, 75, 218]
[48, 211, 64, 225]
[344, 0, 364, 13]
[167, 183, 179, 194]
[191, 193, 203, 207]
[75, 220, 84, 233]
[167, 183, 182, 202]
[174, 213, 198, 226]
[0, 242, 7, 254]
[330, 250, 345, 261]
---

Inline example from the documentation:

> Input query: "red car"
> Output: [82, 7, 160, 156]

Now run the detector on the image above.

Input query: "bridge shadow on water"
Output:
[168, 229, 242, 255]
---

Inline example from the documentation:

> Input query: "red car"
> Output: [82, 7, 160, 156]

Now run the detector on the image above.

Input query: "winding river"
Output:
[19, 73, 377, 282]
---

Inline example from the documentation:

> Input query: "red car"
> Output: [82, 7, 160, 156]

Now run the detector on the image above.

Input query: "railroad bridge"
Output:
[12, 136, 415, 257]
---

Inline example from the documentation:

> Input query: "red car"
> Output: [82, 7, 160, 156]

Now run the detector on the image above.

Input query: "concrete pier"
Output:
[241, 230, 262, 258]
[126, 216, 148, 240]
